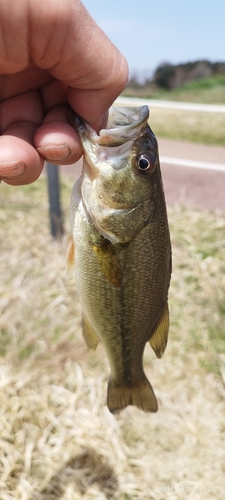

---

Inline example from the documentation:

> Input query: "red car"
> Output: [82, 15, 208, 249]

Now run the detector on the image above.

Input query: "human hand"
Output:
[0, 0, 128, 185]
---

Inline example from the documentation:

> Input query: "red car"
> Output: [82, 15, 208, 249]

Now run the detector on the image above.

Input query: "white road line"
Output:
[116, 96, 225, 114]
[160, 156, 225, 172]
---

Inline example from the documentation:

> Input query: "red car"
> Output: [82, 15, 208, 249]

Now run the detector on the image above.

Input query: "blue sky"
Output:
[82, 0, 225, 80]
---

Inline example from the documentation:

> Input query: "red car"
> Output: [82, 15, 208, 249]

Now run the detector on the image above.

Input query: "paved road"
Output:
[159, 138, 225, 212]
[61, 138, 225, 212]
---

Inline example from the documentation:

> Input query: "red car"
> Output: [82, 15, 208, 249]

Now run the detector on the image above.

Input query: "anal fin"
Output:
[82, 315, 99, 350]
[149, 302, 169, 358]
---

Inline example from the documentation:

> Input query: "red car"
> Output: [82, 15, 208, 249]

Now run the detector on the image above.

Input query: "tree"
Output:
[153, 63, 175, 90]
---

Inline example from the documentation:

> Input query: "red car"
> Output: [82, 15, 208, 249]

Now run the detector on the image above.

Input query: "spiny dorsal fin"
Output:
[65, 234, 75, 279]
[92, 239, 123, 288]
[82, 315, 99, 350]
[149, 302, 169, 358]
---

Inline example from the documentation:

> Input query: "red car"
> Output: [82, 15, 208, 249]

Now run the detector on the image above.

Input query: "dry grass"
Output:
[149, 107, 225, 146]
[1, 177, 225, 499]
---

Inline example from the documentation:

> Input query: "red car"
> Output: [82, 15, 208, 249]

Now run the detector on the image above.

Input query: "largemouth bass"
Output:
[67, 105, 172, 414]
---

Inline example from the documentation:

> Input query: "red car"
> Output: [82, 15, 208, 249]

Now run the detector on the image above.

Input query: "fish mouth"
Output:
[68, 105, 149, 147]
[97, 106, 149, 146]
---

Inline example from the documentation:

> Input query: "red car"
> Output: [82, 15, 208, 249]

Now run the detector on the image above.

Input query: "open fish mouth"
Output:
[68, 105, 150, 146]
[97, 105, 149, 145]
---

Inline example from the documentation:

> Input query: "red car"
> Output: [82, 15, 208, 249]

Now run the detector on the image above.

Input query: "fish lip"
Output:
[68, 105, 149, 147]
[97, 106, 149, 146]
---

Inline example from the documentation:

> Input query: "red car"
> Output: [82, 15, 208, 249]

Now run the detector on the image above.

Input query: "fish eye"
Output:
[138, 157, 150, 170]
[136, 154, 155, 174]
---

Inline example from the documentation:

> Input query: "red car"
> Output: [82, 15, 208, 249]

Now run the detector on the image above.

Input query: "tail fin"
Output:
[107, 376, 158, 414]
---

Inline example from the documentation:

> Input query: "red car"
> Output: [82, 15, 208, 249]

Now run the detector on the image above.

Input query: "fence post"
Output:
[46, 162, 63, 238]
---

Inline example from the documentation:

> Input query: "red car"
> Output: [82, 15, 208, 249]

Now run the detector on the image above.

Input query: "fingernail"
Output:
[37, 144, 71, 162]
[2, 162, 26, 178]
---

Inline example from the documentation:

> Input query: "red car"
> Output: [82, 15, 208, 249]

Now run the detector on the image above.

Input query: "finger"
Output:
[0, 82, 82, 171]
[33, 80, 82, 163]
[0, 89, 44, 134]
[0, 90, 44, 185]
[0, 135, 44, 185]
[34, 105, 83, 164]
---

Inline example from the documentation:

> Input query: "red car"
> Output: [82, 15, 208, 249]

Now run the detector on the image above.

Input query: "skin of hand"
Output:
[0, 0, 128, 185]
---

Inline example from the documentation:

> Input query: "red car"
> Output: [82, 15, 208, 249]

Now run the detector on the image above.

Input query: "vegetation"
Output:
[0, 179, 225, 498]
[153, 60, 225, 90]
[123, 74, 225, 104]
[124, 60, 225, 103]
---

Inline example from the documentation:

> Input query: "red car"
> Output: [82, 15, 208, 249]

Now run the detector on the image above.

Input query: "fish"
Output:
[66, 104, 172, 414]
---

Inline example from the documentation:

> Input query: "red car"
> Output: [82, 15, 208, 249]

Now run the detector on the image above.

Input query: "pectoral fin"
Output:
[82, 315, 99, 350]
[149, 302, 169, 358]
[65, 234, 75, 279]
[92, 239, 123, 288]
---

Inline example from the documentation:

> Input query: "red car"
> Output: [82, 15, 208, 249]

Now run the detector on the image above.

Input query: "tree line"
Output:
[128, 60, 225, 90]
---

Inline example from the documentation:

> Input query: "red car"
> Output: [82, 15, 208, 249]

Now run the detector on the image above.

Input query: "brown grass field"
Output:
[1, 176, 225, 499]
[149, 107, 225, 147]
